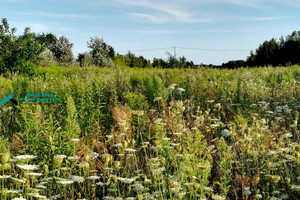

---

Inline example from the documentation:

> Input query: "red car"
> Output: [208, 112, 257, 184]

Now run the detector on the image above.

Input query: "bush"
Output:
[77, 52, 93, 67]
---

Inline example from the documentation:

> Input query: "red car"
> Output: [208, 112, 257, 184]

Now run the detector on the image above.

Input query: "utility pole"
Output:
[174, 46, 176, 59]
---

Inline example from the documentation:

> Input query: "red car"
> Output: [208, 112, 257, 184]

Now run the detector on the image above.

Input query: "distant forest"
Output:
[218, 31, 300, 69]
[0, 18, 299, 74]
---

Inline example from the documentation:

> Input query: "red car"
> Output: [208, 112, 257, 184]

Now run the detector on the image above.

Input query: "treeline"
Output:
[0, 18, 195, 74]
[219, 31, 300, 69]
[1, 18, 300, 74]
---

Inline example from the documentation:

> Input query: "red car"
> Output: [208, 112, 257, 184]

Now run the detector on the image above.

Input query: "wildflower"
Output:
[173, 132, 183, 136]
[243, 187, 251, 196]
[96, 182, 106, 186]
[132, 110, 145, 116]
[88, 170, 97, 173]
[203, 186, 213, 192]
[170, 143, 180, 147]
[0, 175, 11, 179]
[168, 84, 177, 90]
[197, 163, 210, 169]
[132, 183, 144, 192]
[177, 88, 185, 92]
[178, 192, 186, 197]
[211, 194, 226, 200]
[117, 132, 125, 137]
[106, 135, 113, 139]
[68, 155, 80, 161]
[258, 101, 266, 104]
[16, 164, 39, 171]
[32, 194, 47, 199]
[25, 172, 43, 177]
[214, 103, 221, 110]
[36, 184, 47, 189]
[255, 194, 262, 199]
[152, 167, 165, 175]
[49, 195, 62, 199]
[11, 177, 26, 184]
[291, 185, 300, 191]
[281, 132, 293, 138]
[89, 152, 99, 159]
[69, 175, 85, 183]
[60, 167, 71, 171]
[11, 155, 37, 162]
[191, 126, 198, 130]
[124, 197, 135, 200]
[76, 162, 90, 172]
[57, 180, 74, 185]
[118, 120, 127, 126]
[122, 178, 135, 184]
[87, 176, 100, 180]
[70, 138, 80, 142]
[142, 142, 150, 145]
[221, 129, 230, 137]
[103, 196, 115, 200]
[210, 124, 220, 128]
[114, 143, 123, 147]
[183, 182, 194, 186]
[124, 148, 136, 153]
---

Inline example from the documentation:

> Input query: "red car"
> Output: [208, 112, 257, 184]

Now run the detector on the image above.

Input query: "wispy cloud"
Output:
[110, 0, 299, 24]
[10, 22, 50, 33]
[113, 28, 249, 35]
[18, 12, 88, 18]
[112, 0, 211, 23]
[29, 23, 50, 32]
[247, 16, 288, 21]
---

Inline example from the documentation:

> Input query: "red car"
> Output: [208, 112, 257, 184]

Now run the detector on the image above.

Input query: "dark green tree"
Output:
[0, 18, 44, 74]
[77, 52, 93, 67]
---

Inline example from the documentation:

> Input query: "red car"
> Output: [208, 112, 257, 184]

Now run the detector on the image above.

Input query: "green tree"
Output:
[87, 36, 114, 67]
[51, 36, 74, 65]
[0, 18, 44, 74]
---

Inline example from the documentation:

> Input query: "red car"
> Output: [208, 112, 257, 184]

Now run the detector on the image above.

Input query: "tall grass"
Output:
[0, 65, 299, 199]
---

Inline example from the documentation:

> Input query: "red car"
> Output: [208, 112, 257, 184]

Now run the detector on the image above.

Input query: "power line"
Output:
[118, 46, 250, 54]
[119, 47, 173, 53]
[176, 46, 250, 52]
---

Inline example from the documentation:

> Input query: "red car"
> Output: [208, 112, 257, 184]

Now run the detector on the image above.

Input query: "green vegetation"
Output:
[2, 17, 299, 75]
[0, 65, 299, 199]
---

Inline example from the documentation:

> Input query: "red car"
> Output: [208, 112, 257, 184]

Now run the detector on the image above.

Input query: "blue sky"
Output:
[1, 0, 300, 65]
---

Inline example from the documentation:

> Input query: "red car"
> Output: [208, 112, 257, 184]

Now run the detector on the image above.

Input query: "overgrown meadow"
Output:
[0, 65, 299, 200]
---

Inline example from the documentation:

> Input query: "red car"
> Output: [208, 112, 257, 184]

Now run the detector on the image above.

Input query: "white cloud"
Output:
[112, 0, 211, 23]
